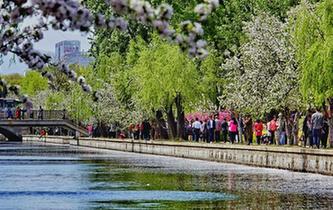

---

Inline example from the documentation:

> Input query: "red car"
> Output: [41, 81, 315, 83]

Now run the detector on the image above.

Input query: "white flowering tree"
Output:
[220, 13, 301, 117]
[91, 82, 142, 130]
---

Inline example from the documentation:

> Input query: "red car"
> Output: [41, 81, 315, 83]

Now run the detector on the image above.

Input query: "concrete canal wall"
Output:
[23, 135, 333, 175]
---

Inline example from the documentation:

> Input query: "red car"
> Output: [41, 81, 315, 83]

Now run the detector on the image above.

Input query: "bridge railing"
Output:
[0, 109, 88, 132]
[30, 110, 67, 120]
[0, 109, 68, 120]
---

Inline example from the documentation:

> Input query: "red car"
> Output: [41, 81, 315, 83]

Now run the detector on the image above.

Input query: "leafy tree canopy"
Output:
[291, 0, 333, 104]
[130, 35, 201, 113]
[20, 71, 48, 97]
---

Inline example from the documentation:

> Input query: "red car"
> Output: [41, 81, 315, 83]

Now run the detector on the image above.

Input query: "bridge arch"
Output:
[0, 127, 22, 141]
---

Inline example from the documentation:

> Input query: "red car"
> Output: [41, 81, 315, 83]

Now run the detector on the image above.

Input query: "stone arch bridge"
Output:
[0, 110, 88, 141]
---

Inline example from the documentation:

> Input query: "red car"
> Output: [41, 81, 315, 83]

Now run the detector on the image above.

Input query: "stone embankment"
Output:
[23, 135, 333, 175]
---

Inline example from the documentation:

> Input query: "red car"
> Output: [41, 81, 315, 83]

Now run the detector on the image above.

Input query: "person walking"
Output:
[302, 113, 312, 147]
[254, 119, 263, 145]
[268, 116, 277, 144]
[15, 107, 21, 120]
[87, 124, 93, 137]
[229, 118, 238, 144]
[277, 113, 286, 145]
[150, 120, 156, 140]
[140, 122, 144, 140]
[129, 123, 135, 140]
[39, 128, 46, 141]
[311, 108, 324, 149]
[109, 124, 117, 138]
[192, 118, 201, 142]
[321, 117, 329, 148]
[134, 123, 140, 140]
[215, 115, 221, 143]
[143, 119, 151, 140]
[244, 116, 253, 145]
[201, 120, 209, 143]
[38, 106, 44, 120]
[207, 116, 216, 143]
[6, 107, 13, 119]
[221, 118, 228, 143]
[185, 120, 192, 141]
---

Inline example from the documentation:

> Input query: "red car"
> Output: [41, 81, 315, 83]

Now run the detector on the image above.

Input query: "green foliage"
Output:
[45, 91, 66, 110]
[67, 84, 94, 123]
[23, 0, 330, 127]
[20, 71, 48, 96]
[130, 36, 201, 113]
[199, 49, 223, 108]
[292, 0, 333, 104]
[205, 0, 300, 54]
[43, 66, 71, 91]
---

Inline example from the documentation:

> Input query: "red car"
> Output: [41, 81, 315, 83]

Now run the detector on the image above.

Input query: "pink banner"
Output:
[186, 110, 232, 122]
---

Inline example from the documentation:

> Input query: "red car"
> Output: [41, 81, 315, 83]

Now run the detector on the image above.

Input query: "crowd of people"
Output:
[182, 108, 330, 149]
[3, 105, 44, 120]
[98, 108, 330, 149]
[86, 119, 167, 141]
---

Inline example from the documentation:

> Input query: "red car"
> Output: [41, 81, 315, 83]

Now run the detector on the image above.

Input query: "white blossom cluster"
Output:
[194, 0, 220, 21]
[106, 0, 219, 59]
[1, 0, 219, 96]
[57, 63, 92, 93]
[91, 82, 143, 127]
[220, 13, 300, 115]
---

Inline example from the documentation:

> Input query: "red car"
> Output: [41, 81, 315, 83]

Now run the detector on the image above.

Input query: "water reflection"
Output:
[0, 143, 333, 209]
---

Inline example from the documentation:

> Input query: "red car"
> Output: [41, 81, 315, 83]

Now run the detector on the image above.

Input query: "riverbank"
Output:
[23, 135, 333, 175]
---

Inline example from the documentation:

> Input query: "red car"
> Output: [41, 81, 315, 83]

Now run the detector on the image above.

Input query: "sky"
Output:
[0, 29, 91, 75]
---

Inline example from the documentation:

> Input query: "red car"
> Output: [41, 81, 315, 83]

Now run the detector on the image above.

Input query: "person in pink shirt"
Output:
[254, 119, 263, 145]
[229, 117, 238, 144]
[87, 124, 93, 137]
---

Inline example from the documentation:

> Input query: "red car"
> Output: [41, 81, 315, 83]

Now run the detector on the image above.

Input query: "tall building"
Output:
[55, 40, 80, 62]
[55, 40, 93, 66]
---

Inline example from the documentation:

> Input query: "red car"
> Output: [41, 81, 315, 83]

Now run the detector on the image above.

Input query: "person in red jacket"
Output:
[39, 128, 46, 142]
[268, 116, 277, 144]
[254, 119, 263, 145]
[15, 107, 21, 120]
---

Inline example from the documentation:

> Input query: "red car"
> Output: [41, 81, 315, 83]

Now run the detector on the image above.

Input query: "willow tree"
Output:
[291, 0, 333, 146]
[130, 36, 201, 139]
[292, 0, 333, 105]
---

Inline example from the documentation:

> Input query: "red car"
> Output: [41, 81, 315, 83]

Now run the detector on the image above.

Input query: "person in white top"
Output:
[192, 118, 201, 142]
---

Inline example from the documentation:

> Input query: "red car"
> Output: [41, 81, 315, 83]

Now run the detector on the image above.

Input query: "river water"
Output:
[0, 143, 333, 209]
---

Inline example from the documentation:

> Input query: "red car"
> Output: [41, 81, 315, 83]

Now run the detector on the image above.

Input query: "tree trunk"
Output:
[238, 114, 243, 144]
[166, 104, 177, 139]
[328, 98, 333, 147]
[175, 94, 185, 140]
[284, 109, 292, 145]
[155, 110, 168, 139]
[292, 112, 299, 146]
[215, 85, 221, 110]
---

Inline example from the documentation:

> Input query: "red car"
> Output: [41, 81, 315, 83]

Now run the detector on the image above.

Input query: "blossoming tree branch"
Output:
[0, 0, 219, 99]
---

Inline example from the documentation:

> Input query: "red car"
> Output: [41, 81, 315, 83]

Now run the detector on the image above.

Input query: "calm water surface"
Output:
[0, 142, 333, 209]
